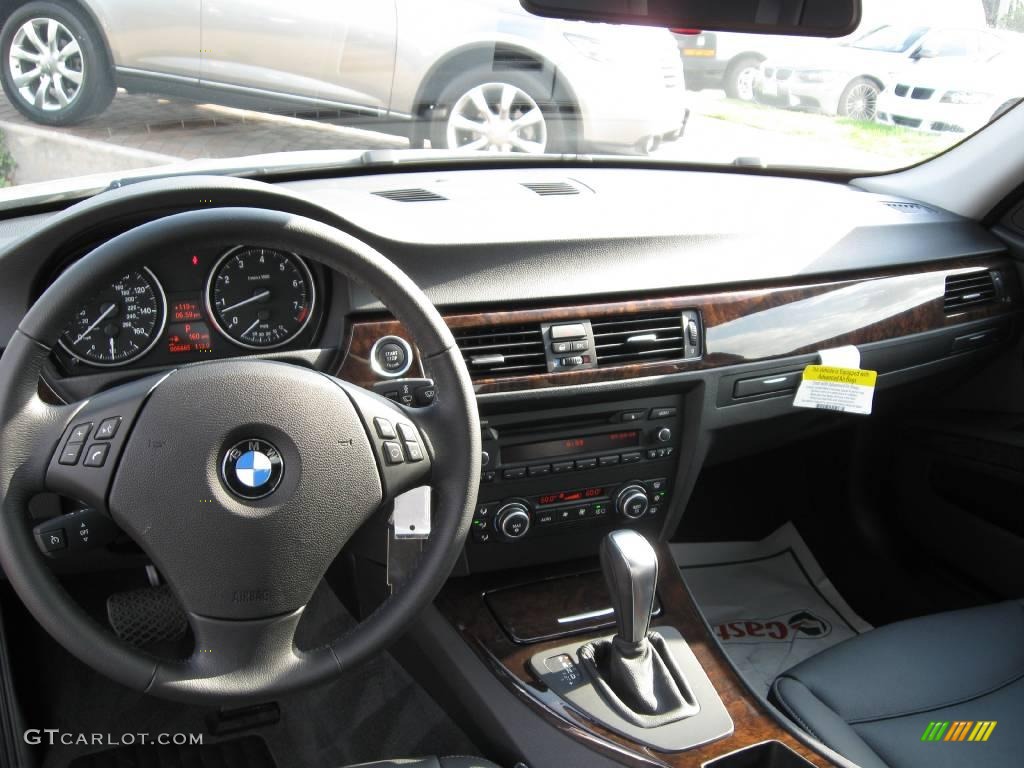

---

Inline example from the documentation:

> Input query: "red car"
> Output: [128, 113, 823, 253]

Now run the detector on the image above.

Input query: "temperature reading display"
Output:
[503, 430, 641, 463]
[167, 322, 213, 354]
[171, 299, 203, 322]
[538, 487, 606, 507]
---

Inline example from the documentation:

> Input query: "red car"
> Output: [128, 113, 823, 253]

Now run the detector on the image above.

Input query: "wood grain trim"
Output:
[338, 257, 1020, 394]
[437, 545, 840, 767]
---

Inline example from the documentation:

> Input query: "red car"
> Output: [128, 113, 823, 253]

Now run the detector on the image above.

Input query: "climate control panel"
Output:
[471, 477, 669, 543]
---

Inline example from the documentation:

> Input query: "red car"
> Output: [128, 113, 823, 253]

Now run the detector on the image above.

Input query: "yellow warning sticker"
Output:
[793, 365, 877, 415]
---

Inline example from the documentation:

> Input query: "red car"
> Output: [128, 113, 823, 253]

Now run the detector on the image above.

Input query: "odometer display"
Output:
[59, 268, 166, 367]
[206, 247, 315, 349]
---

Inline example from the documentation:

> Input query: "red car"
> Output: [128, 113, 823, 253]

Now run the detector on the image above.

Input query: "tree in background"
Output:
[985, 0, 1024, 30]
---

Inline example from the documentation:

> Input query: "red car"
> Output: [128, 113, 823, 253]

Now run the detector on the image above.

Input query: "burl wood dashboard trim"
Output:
[337, 256, 1019, 394]
[437, 544, 840, 767]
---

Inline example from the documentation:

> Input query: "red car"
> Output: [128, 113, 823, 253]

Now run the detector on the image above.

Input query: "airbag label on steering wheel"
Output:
[793, 365, 877, 415]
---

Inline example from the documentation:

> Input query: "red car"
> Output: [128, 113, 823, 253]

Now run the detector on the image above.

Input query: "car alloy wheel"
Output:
[446, 82, 548, 153]
[842, 81, 878, 121]
[734, 65, 759, 102]
[8, 17, 83, 111]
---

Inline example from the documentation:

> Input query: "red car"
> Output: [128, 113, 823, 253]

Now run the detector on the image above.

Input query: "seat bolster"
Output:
[770, 677, 889, 768]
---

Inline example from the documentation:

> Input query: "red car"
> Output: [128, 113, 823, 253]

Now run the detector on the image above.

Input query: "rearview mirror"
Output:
[520, 0, 861, 38]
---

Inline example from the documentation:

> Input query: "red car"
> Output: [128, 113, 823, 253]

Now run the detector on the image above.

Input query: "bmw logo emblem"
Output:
[221, 439, 284, 500]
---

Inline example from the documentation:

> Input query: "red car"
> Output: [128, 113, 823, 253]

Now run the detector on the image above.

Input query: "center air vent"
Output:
[592, 312, 691, 366]
[372, 188, 446, 202]
[453, 323, 546, 379]
[522, 181, 580, 196]
[944, 271, 998, 313]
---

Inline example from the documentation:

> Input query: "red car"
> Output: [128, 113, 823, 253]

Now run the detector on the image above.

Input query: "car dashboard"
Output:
[2, 165, 1018, 579]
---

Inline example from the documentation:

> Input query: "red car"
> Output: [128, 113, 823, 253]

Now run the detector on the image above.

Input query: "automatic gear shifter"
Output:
[579, 530, 699, 727]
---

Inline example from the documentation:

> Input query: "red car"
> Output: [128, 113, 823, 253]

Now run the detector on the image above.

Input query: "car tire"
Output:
[723, 55, 762, 102]
[837, 77, 879, 121]
[0, 1, 115, 126]
[430, 67, 576, 154]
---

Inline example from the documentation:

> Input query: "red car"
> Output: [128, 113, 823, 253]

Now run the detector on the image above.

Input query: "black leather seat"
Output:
[769, 600, 1024, 768]
[344, 758, 501, 768]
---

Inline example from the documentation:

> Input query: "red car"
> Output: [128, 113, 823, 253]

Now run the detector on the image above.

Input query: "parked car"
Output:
[0, 0, 688, 154]
[877, 44, 1024, 134]
[673, 30, 793, 101]
[756, 24, 1006, 121]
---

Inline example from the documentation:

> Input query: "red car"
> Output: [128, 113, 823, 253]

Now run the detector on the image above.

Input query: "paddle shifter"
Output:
[579, 530, 699, 727]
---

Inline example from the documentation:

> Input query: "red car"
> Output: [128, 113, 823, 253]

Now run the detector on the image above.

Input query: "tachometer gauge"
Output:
[206, 247, 315, 349]
[59, 268, 167, 367]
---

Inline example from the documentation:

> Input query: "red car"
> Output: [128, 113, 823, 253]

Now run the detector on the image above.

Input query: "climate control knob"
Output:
[616, 485, 650, 520]
[495, 502, 531, 540]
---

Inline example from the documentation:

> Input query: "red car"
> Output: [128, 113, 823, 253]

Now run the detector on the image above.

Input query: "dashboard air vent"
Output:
[592, 312, 686, 366]
[453, 323, 547, 379]
[522, 181, 580, 196]
[373, 188, 446, 202]
[883, 201, 934, 214]
[944, 271, 997, 313]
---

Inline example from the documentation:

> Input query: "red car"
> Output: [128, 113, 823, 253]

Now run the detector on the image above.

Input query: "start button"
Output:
[371, 335, 413, 378]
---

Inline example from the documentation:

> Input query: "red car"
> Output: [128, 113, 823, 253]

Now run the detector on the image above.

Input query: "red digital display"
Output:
[167, 322, 213, 354]
[171, 299, 204, 322]
[537, 487, 606, 507]
[503, 430, 640, 463]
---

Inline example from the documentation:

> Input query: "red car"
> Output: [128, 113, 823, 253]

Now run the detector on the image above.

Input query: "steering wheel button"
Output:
[382, 441, 404, 465]
[58, 442, 84, 466]
[95, 417, 121, 440]
[69, 423, 92, 442]
[374, 417, 396, 439]
[396, 423, 417, 442]
[404, 441, 424, 462]
[83, 444, 109, 467]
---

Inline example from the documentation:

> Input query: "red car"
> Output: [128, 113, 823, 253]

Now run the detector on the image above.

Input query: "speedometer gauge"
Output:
[206, 247, 315, 350]
[59, 268, 166, 367]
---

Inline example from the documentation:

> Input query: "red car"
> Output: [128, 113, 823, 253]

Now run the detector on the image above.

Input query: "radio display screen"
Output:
[503, 430, 640, 463]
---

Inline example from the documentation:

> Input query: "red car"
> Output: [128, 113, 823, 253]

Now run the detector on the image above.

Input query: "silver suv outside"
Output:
[0, 0, 688, 153]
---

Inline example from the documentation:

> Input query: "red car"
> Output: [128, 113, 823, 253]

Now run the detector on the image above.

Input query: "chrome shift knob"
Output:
[600, 529, 658, 646]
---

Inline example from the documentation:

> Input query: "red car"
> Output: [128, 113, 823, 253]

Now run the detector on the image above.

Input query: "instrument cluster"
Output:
[54, 245, 324, 373]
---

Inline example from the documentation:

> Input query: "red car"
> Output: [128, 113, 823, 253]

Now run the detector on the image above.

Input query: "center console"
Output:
[466, 395, 683, 572]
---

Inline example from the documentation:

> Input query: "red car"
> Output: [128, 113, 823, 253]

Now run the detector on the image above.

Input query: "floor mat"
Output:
[671, 522, 872, 697]
[68, 735, 274, 768]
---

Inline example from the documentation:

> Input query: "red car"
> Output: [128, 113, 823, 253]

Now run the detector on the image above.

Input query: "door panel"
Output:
[200, 0, 397, 111]
[92, 0, 201, 79]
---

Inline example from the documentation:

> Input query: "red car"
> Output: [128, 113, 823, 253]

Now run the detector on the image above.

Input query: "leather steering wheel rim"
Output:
[0, 204, 480, 703]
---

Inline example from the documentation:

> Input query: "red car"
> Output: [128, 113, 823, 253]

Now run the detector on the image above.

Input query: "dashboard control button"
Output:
[59, 443, 84, 466]
[475, 503, 497, 520]
[571, 505, 590, 520]
[559, 356, 585, 367]
[550, 323, 586, 340]
[94, 417, 121, 440]
[414, 384, 436, 406]
[647, 478, 668, 492]
[592, 501, 610, 518]
[620, 410, 646, 422]
[83, 444, 109, 468]
[555, 508, 574, 523]
[536, 510, 557, 526]
[599, 454, 621, 466]
[403, 441, 424, 462]
[482, 471, 496, 483]
[650, 407, 677, 419]
[396, 423, 418, 442]
[381, 389, 400, 402]
[481, 451, 491, 467]
[503, 467, 527, 480]
[616, 484, 650, 519]
[471, 519, 491, 542]
[575, 457, 597, 470]
[648, 505, 660, 517]
[656, 427, 673, 443]
[621, 451, 642, 464]
[528, 464, 551, 477]
[382, 441, 404, 465]
[495, 502, 531, 539]
[552, 461, 575, 474]
[69, 423, 92, 442]
[552, 340, 589, 354]
[371, 336, 413, 378]
[374, 418, 396, 439]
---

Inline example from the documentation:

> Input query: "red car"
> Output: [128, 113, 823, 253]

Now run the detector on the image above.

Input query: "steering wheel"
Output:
[0, 205, 480, 703]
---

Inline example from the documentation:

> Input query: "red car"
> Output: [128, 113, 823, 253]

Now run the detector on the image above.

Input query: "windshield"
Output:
[850, 25, 929, 52]
[0, 0, 1020, 194]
